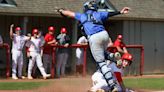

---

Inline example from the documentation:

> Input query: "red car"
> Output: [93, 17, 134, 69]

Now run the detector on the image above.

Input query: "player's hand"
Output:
[120, 7, 130, 14]
[10, 24, 14, 28]
[64, 44, 69, 47]
[27, 33, 31, 37]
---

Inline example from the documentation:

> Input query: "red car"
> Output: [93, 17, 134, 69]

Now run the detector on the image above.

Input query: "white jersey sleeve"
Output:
[23, 35, 29, 41]
[77, 36, 88, 44]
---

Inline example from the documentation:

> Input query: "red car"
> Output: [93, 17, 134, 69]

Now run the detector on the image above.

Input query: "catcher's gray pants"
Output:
[88, 31, 116, 88]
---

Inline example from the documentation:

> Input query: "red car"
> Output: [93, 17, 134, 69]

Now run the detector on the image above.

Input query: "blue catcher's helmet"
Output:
[83, 0, 97, 12]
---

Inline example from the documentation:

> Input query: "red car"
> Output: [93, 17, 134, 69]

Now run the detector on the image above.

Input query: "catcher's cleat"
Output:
[43, 74, 51, 79]
[111, 87, 118, 92]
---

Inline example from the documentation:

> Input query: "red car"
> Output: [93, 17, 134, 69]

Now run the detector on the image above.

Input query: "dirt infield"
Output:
[0, 76, 91, 92]
[0, 75, 164, 92]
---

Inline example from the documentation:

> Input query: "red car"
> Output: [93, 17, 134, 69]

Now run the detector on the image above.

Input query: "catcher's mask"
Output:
[83, 0, 97, 12]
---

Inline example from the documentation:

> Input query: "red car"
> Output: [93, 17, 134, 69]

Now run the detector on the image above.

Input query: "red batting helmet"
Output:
[15, 27, 21, 31]
[60, 27, 67, 33]
[48, 26, 55, 32]
[117, 35, 123, 39]
[32, 29, 39, 35]
[122, 53, 133, 62]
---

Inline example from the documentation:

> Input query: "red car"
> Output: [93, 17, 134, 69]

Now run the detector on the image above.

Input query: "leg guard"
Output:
[96, 61, 116, 89]
[104, 51, 117, 64]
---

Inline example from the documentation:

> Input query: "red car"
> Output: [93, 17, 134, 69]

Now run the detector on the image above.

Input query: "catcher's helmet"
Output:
[60, 27, 67, 33]
[83, 0, 97, 12]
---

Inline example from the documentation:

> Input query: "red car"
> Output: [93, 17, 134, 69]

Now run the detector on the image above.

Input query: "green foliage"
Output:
[0, 81, 49, 90]
[124, 78, 164, 90]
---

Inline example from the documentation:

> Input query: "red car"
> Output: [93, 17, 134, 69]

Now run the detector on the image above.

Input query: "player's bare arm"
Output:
[47, 39, 56, 44]
[80, 43, 88, 45]
[64, 43, 69, 47]
[123, 47, 128, 53]
[57, 9, 75, 18]
[10, 24, 14, 39]
[116, 46, 125, 54]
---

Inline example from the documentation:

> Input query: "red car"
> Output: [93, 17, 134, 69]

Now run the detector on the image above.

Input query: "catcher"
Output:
[55, 0, 130, 91]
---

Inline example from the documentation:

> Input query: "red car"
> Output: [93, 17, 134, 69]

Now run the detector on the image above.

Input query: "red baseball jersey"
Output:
[108, 39, 126, 53]
[43, 33, 55, 54]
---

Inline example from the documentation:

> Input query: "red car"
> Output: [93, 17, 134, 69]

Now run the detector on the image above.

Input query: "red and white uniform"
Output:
[91, 62, 123, 92]
[26, 37, 48, 78]
[11, 34, 29, 78]
[43, 33, 55, 73]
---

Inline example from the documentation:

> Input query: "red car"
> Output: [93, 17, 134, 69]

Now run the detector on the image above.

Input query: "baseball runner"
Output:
[10, 24, 30, 79]
[76, 36, 88, 75]
[55, 0, 130, 91]
[43, 26, 56, 73]
[56, 27, 70, 78]
[90, 53, 133, 92]
[26, 29, 50, 79]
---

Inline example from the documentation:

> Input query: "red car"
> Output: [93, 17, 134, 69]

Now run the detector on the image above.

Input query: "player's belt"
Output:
[87, 30, 104, 39]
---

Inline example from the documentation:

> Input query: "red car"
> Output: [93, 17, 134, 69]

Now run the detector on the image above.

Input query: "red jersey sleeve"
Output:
[120, 42, 126, 48]
[114, 40, 120, 47]
[114, 72, 123, 84]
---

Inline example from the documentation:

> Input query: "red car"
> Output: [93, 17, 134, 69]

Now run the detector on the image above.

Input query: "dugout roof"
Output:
[0, 0, 164, 21]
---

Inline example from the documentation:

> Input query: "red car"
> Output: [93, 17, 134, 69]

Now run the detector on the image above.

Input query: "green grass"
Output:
[124, 77, 164, 90]
[0, 81, 50, 90]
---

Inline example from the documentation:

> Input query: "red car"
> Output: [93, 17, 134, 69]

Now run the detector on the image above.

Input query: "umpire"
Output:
[56, 0, 130, 91]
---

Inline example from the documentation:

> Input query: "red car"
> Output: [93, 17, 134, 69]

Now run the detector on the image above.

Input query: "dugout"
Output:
[0, 0, 164, 77]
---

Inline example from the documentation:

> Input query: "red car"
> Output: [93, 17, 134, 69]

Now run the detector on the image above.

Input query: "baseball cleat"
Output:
[18, 76, 26, 79]
[12, 76, 18, 80]
[28, 76, 33, 80]
[43, 74, 51, 79]
[111, 87, 118, 92]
